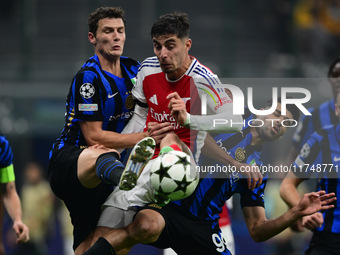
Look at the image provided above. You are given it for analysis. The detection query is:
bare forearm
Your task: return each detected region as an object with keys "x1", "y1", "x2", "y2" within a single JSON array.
[
  {"x1": 3, "y1": 189, "x2": 22, "y2": 223},
  {"x1": 86, "y1": 130, "x2": 147, "y2": 149},
  {"x1": 279, "y1": 171, "x2": 304, "y2": 208},
  {"x1": 250, "y1": 207, "x2": 301, "y2": 242}
]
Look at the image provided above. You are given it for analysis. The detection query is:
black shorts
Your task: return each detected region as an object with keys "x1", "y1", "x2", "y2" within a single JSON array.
[
  {"x1": 305, "y1": 231, "x2": 340, "y2": 255},
  {"x1": 48, "y1": 145, "x2": 113, "y2": 250},
  {"x1": 141, "y1": 203, "x2": 232, "y2": 255}
]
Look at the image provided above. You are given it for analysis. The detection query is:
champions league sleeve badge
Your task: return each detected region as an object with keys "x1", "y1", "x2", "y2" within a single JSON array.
[{"x1": 80, "y1": 83, "x2": 95, "y2": 99}]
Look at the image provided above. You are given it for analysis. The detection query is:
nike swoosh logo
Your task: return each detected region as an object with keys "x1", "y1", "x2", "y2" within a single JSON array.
[
  {"x1": 108, "y1": 92, "x2": 118, "y2": 99},
  {"x1": 334, "y1": 156, "x2": 340, "y2": 162}
]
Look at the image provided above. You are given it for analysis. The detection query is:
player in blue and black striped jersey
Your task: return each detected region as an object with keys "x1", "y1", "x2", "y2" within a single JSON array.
[
  {"x1": 289, "y1": 57, "x2": 340, "y2": 167},
  {"x1": 281, "y1": 91, "x2": 340, "y2": 255},
  {"x1": 85, "y1": 98, "x2": 336, "y2": 255},
  {"x1": 0, "y1": 136, "x2": 29, "y2": 251},
  {"x1": 47, "y1": 7, "x2": 167, "y2": 255}
]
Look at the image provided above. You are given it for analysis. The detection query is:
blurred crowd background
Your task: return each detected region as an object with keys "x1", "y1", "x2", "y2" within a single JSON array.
[{"x1": 1, "y1": 0, "x2": 340, "y2": 254}]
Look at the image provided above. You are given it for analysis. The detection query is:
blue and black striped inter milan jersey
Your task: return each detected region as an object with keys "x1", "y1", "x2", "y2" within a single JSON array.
[
  {"x1": 294, "y1": 123, "x2": 340, "y2": 233},
  {"x1": 293, "y1": 99, "x2": 336, "y2": 150},
  {"x1": 0, "y1": 136, "x2": 13, "y2": 168},
  {"x1": 50, "y1": 55, "x2": 139, "y2": 154},
  {"x1": 172, "y1": 109, "x2": 267, "y2": 223}
]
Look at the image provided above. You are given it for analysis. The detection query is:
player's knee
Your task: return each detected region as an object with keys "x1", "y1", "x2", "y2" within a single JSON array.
[
  {"x1": 160, "y1": 133, "x2": 181, "y2": 149},
  {"x1": 129, "y1": 212, "x2": 164, "y2": 243}
]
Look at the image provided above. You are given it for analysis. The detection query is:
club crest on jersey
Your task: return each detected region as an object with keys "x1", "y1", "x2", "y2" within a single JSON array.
[
  {"x1": 80, "y1": 83, "x2": 95, "y2": 99},
  {"x1": 235, "y1": 147, "x2": 245, "y2": 162},
  {"x1": 125, "y1": 94, "x2": 134, "y2": 109}
]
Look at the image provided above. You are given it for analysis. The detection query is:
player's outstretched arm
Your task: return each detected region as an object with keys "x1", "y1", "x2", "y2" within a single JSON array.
[{"x1": 242, "y1": 190, "x2": 335, "y2": 242}]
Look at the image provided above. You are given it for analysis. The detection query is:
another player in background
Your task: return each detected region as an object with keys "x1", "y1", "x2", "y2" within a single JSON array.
[
  {"x1": 280, "y1": 90, "x2": 340, "y2": 255},
  {"x1": 288, "y1": 57, "x2": 340, "y2": 167},
  {"x1": 0, "y1": 136, "x2": 29, "y2": 254},
  {"x1": 48, "y1": 7, "x2": 170, "y2": 255}
]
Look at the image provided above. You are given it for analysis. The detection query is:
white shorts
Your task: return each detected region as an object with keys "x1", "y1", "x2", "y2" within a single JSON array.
[{"x1": 97, "y1": 205, "x2": 138, "y2": 228}]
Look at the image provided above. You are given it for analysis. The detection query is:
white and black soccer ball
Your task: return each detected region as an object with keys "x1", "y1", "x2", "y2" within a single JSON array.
[{"x1": 150, "y1": 150, "x2": 199, "y2": 201}]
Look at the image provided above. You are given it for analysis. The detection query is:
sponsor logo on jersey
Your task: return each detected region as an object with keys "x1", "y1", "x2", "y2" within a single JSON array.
[
  {"x1": 149, "y1": 94, "x2": 158, "y2": 105},
  {"x1": 109, "y1": 111, "x2": 134, "y2": 121},
  {"x1": 79, "y1": 104, "x2": 98, "y2": 111},
  {"x1": 150, "y1": 107, "x2": 183, "y2": 130},
  {"x1": 79, "y1": 83, "x2": 95, "y2": 99}
]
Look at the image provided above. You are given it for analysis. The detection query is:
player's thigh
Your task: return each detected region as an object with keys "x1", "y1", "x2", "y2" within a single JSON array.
[{"x1": 77, "y1": 146, "x2": 117, "y2": 188}]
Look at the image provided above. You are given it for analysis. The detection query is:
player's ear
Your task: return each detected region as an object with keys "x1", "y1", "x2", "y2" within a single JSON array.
[
  {"x1": 185, "y1": 38, "x2": 192, "y2": 51},
  {"x1": 88, "y1": 32, "x2": 97, "y2": 46}
]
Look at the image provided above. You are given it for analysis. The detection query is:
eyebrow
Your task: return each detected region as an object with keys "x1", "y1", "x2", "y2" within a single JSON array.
[
  {"x1": 153, "y1": 38, "x2": 177, "y2": 44},
  {"x1": 102, "y1": 25, "x2": 124, "y2": 30}
]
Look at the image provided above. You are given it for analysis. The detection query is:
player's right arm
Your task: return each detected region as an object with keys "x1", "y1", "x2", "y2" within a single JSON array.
[
  {"x1": 242, "y1": 190, "x2": 335, "y2": 242},
  {"x1": 80, "y1": 121, "x2": 148, "y2": 149},
  {"x1": 71, "y1": 70, "x2": 148, "y2": 149}
]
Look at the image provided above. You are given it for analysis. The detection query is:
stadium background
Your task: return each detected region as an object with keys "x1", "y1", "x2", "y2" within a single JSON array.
[{"x1": 0, "y1": 0, "x2": 339, "y2": 254}]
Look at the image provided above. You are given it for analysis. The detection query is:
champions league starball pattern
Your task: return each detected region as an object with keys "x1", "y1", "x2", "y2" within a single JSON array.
[
  {"x1": 150, "y1": 150, "x2": 199, "y2": 201},
  {"x1": 80, "y1": 83, "x2": 95, "y2": 99}
]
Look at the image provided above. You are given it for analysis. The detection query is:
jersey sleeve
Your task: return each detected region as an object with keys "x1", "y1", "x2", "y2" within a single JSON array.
[
  {"x1": 292, "y1": 108, "x2": 315, "y2": 150},
  {"x1": 293, "y1": 131, "x2": 323, "y2": 179},
  {"x1": 0, "y1": 137, "x2": 15, "y2": 183},
  {"x1": 69, "y1": 70, "x2": 105, "y2": 121},
  {"x1": 239, "y1": 178, "x2": 267, "y2": 208},
  {"x1": 186, "y1": 78, "x2": 243, "y2": 132},
  {"x1": 132, "y1": 67, "x2": 147, "y2": 106}
]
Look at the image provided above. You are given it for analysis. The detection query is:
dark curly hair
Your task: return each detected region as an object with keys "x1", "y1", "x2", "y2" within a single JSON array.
[
  {"x1": 151, "y1": 12, "x2": 190, "y2": 39},
  {"x1": 88, "y1": 7, "x2": 125, "y2": 35}
]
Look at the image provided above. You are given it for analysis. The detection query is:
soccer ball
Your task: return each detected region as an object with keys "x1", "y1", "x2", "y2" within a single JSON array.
[{"x1": 150, "y1": 150, "x2": 199, "y2": 202}]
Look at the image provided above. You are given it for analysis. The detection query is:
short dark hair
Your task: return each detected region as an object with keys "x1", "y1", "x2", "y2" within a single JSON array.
[
  {"x1": 88, "y1": 7, "x2": 126, "y2": 35},
  {"x1": 263, "y1": 97, "x2": 300, "y2": 121},
  {"x1": 328, "y1": 57, "x2": 340, "y2": 78},
  {"x1": 151, "y1": 12, "x2": 190, "y2": 39}
]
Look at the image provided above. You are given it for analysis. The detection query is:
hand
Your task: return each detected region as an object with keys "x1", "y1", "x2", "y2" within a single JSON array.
[
  {"x1": 302, "y1": 212, "x2": 324, "y2": 230},
  {"x1": 147, "y1": 122, "x2": 173, "y2": 144},
  {"x1": 233, "y1": 161, "x2": 263, "y2": 190},
  {"x1": 167, "y1": 92, "x2": 187, "y2": 125},
  {"x1": 13, "y1": 221, "x2": 29, "y2": 243},
  {"x1": 297, "y1": 190, "x2": 336, "y2": 217}
]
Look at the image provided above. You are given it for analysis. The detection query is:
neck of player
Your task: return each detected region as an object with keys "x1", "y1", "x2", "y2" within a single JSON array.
[
  {"x1": 166, "y1": 55, "x2": 192, "y2": 81},
  {"x1": 97, "y1": 53, "x2": 123, "y2": 78}
]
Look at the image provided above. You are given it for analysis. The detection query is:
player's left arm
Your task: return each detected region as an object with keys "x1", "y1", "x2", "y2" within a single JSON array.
[
  {"x1": 242, "y1": 190, "x2": 335, "y2": 242},
  {"x1": 2, "y1": 181, "x2": 29, "y2": 243}
]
